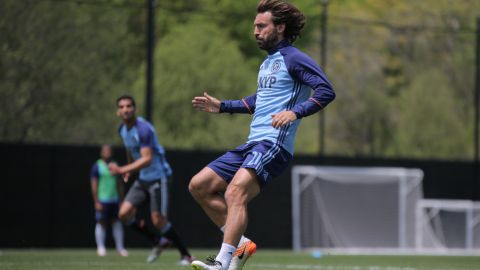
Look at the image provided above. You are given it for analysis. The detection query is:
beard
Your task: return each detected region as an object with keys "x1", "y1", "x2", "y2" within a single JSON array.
[
  {"x1": 121, "y1": 112, "x2": 135, "y2": 122},
  {"x1": 256, "y1": 28, "x2": 280, "y2": 51}
]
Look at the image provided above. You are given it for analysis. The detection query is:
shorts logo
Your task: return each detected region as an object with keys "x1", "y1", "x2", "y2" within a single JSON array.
[{"x1": 271, "y1": 60, "x2": 282, "y2": 73}]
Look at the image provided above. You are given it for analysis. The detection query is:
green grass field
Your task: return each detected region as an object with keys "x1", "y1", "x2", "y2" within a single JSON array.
[{"x1": 1, "y1": 249, "x2": 479, "y2": 270}]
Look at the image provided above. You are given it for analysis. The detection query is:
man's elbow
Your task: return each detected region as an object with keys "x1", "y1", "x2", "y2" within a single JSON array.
[
  {"x1": 322, "y1": 87, "x2": 336, "y2": 105},
  {"x1": 328, "y1": 90, "x2": 336, "y2": 103},
  {"x1": 143, "y1": 157, "x2": 152, "y2": 167}
]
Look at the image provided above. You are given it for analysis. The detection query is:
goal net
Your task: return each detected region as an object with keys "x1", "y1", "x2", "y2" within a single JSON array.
[
  {"x1": 292, "y1": 166, "x2": 424, "y2": 252},
  {"x1": 416, "y1": 199, "x2": 480, "y2": 253}
]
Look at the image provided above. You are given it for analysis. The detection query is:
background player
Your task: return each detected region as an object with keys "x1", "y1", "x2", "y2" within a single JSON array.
[
  {"x1": 90, "y1": 144, "x2": 128, "y2": 257},
  {"x1": 189, "y1": 0, "x2": 336, "y2": 269},
  {"x1": 109, "y1": 95, "x2": 194, "y2": 265}
]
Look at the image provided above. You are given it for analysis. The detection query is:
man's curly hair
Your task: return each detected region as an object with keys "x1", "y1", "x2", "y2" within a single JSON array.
[{"x1": 257, "y1": 0, "x2": 306, "y2": 43}]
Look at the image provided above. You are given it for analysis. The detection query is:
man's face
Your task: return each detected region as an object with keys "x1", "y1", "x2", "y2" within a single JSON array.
[
  {"x1": 100, "y1": 145, "x2": 112, "y2": 160},
  {"x1": 254, "y1": 11, "x2": 284, "y2": 51},
  {"x1": 117, "y1": 99, "x2": 136, "y2": 121}
]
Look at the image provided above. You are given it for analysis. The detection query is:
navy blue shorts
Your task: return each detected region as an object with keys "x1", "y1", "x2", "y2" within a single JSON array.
[
  {"x1": 95, "y1": 202, "x2": 120, "y2": 222},
  {"x1": 207, "y1": 140, "x2": 292, "y2": 187}
]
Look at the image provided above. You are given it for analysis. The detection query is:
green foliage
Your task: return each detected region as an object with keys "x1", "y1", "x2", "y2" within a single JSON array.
[
  {"x1": 0, "y1": 0, "x2": 140, "y2": 144},
  {"x1": 133, "y1": 19, "x2": 257, "y2": 149},
  {"x1": 0, "y1": 0, "x2": 478, "y2": 160},
  {"x1": 324, "y1": 0, "x2": 478, "y2": 159},
  {"x1": 387, "y1": 69, "x2": 472, "y2": 159}
]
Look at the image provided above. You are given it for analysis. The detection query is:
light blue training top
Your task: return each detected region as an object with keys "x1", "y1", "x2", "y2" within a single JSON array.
[
  {"x1": 118, "y1": 117, "x2": 172, "y2": 181},
  {"x1": 220, "y1": 40, "x2": 336, "y2": 154}
]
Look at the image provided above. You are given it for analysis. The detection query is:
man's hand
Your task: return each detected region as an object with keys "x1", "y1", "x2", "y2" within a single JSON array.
[
  {"x1": 192, "y1": 92, "x2": 221, "y2": 113},
  {"x1": 95, "y1": 201, "x2": 103, "y2": 211},
  {"x1": 271, "y1": 111, "x2": 297, "y2": 129},
  {"x1": 109, "y1": 162, "x2": 123, "y2": 176}
]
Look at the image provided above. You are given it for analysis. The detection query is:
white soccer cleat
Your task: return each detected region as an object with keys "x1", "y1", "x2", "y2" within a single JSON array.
[
  {"x1": 97, "y1": 247, "x2": 107, "y2": 257},
  {"x1": 178, "y1": 255, "x2": 195, "y2": 266},
  {"x1": 117, "y1": 249, "x2": 129, "y2": 257},
  {"x1": 146, "y1": 245, "x2": 163, "y2": 263},
  {"x1": 191, "y1": 256, "x2": 223, "y2": 270},
  {"x1": 228, "y1": 240, "x2": 257, "y2": 270}
]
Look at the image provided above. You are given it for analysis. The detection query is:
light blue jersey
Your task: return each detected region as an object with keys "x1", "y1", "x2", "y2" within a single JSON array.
[
  {"x1": 247, "y1": 50, "x2": 311, "y2": 153},
  {"x1": 118, "y1": 117, "x2": 172, "y2": 181},
  {"x1": 221, "y1": 40, "x2": 335, "y2": 154}
]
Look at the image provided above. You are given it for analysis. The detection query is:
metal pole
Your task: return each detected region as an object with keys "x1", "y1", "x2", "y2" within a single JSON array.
[
  {"x1": 475, "y1": 17, "x2": 480, "y2": 200},
  {"x1": 145, "y1": 0, "x2": 155, "y2": 122},
  {"x1": 319, "y1": 0, "x2": 329, "y2": 155}
]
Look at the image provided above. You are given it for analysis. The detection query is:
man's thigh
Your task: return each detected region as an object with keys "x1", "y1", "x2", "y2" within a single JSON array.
[
  {"x1": 241, "y1": 140, "x2": 292, "y2": 187},
  {"x1": 207, "y1": 142, "x2": 255, "y2": 183},
  {"x1": 124, "y1": 180, "x2": 147, "y2": 207}
]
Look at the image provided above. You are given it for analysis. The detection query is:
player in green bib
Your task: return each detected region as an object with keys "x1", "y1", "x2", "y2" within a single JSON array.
[{"x1": 90, "y1": 145, "x2": 128, "y2": 257}]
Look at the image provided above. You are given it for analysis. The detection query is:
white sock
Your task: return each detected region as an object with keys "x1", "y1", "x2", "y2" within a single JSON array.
[
  {"x1": 220, "y1": 226, "x2": 250, "y2": 247},
  {"x1": 95, "y1": 223, "x2": 106, "y2": 250},
  {"x1": 215, "y1": 243, "x2": 236, "y2": 269},
  {"x1": 112, "y1": 221, "x2": 125, "y2": 251}
]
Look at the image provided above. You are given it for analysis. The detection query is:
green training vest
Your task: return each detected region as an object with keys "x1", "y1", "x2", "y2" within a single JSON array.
[{"x1": 96, "y1": 160, "x2": 119, "y2": 201}]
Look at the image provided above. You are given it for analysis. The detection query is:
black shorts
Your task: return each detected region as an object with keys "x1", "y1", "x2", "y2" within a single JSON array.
[{"x1": 95, "y1": 201, "x2": 120, "y2": 222}]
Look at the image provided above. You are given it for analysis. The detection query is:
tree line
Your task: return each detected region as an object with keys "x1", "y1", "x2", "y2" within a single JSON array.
[{"x1": 0, "y1": 0, "x2": 478, "y2": 160}]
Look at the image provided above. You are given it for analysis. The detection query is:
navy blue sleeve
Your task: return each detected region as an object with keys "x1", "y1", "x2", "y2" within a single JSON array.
[
  {"x1": 283, "y1": 48, "x2": 335, "y2": 118},
  {"x1": 220, "y1": 94, "x2": 256, "y2": 114},
  {"x1": 90, "y1": 164, "x2": 99, "y2": 180},
  {"x1": 137, "y1": 122, "x2": 155, "y2": 148}
]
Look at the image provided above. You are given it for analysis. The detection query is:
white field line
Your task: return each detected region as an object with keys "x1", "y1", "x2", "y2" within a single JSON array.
[{"x1": 249, "y1": 263, "x2": 472, "y2": 270}]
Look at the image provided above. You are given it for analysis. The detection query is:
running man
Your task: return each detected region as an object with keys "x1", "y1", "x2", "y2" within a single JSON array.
[
  {"x1": 90, "y1": 144, "x2": 128, "y2": 257},
  {"x1": 189, "y1": 1, "x2": 336, "y2": 269},
  {"x1": 109, "y1": 95, "x2": 194, "y2": 265}
]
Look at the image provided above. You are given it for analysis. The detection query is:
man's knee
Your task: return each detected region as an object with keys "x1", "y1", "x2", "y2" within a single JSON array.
[
  {"x1": 151, "y1": 212, "x2": 167, "y2": 228},
  {"x1": 118, "y1": 203, "x2": 135, "y2": 222},
  {"x1": 118, "y1": 211, "x2": 130, "y2": 223},
  {"x1": 97, "y1": 221, "x2": 107, "y2": 227},
  {"x1": 189, "y1": 168, "x2": 224, "y2": 197},
  {"x1": 188, "y1": 173, "x2": 203, "y2": 195}
]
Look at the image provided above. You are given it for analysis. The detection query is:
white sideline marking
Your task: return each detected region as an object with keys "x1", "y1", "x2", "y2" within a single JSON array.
[
  {"x1": 250, "y1": 264, "x2": 472, "y2": 270},
  {"x1": 250, "y1": 264, "x2": 417, "y2": 270}
]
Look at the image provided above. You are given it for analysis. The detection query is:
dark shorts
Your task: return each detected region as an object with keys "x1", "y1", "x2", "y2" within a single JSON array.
[
  {"x1": 95, "y1": 201, "x2": 120, "y2": 222},
  {"x1": 208, "y1": 140, "x2": 292, "y2": 187},
  {"x1": 124, "y1": 178, "x2": 169, "y2": 216}
]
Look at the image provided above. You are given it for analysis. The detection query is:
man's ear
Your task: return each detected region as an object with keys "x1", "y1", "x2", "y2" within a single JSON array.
[
  {"x1": 116, "y1": 109, "x2": 121, "y2": 117},
  {"x1": 276, "y1": 23, "x2": 286, "y2": 34}
]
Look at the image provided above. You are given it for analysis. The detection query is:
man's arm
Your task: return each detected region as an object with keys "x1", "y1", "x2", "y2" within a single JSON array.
[
  {"x1": 110, "y1": 147, "x2": 152, "y2": 176},
  {"x1": 90, "y1": 177, "x2": 102, "y2": 210},
  {"x1": 192, "y1": 92, "x2": 256, "y2": 114},
  {"x1": 220, "y1": 94, "x2": 256, "y2": 114},
  {"x1": 288, "y1": 53, "x2": 336, "y2": 119},
  {"x1": 271, "y1": 53, "x2": 335, "y2": 128}
]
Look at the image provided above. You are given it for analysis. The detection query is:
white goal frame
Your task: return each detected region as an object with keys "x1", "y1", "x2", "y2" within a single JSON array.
[
  {"x1": 415, "y1": 199, "x2": 480, "y2": 252},
  {"x1": 291, "y1": 165, "x2": 424, "y2": 252}
]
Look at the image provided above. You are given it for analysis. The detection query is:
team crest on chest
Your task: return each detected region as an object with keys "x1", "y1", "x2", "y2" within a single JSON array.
[{"x1": 271, "y1": 60, "x2": 282, "y2": 73}]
